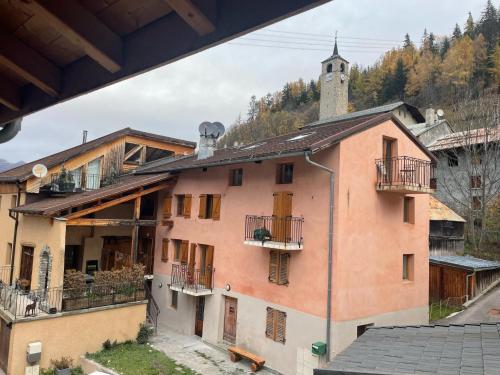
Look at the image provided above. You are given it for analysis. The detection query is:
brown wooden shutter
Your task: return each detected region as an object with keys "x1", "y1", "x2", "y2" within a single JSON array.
[
  {"x1": 265, "y1": 307, "x2": 275, "y2": 338},
  {"x1": 183, "y1": 194, "x2": 192, "y2": 218},
  {"x1": 212, "y1": 194, "x2": 221, "y2": 220},
  {"x1": 278, "y1": 252, "x2": 290, "y2": 285},
  {"x1": 275, "y1": 310, "x2": 287, "y2": 343},
  {"x1": 198, "y1": 194, "x2": 207, "y2": 218},
  {"x1": 188, "y1": 243, "x2": 196, "y2": 273},
  {"x1": 161, "y1": 239, "x2": 169, "y2": 262},
  {"x1": 269, "y1": 250, "x2": 279, "y2": 283},
  {"x1": 163, "y1": 196, "x2": 172, "y2": 218},
  {"x1": 180, "y1": 240, "x2": 189, "y2": 264},
  {"x1": 205, "y1": 245, "x2": 215, "y2": 288}
]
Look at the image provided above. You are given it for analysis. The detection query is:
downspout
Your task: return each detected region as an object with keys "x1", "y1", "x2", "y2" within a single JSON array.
[
  {"x1": 8, "y1": 181, "x2": 22, "y2": 285},
  {"x1": 305, "y1": 152, "x2": 334, "y2": 362}
]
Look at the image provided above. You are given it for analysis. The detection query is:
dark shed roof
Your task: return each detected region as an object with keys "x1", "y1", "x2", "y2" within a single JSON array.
[
  {"x1": 0, "y1": 128, "x2": 195, "y2": 182},
  {"x1": 315, "y1": 323, "x2": 500, "y2": 375},
  {"x1": 430, "y1": 255, "x2": 500, "y2": 272}
]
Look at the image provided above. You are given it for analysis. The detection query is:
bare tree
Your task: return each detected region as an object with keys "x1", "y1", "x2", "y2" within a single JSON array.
[{"x1": 434, "y1": 92, "x2": 500, "y2": 251}]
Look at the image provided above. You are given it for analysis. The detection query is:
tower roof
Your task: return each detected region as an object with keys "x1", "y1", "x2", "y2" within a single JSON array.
[{"x1": 321, "y1": 34, "x2": 348, "y2": 63}]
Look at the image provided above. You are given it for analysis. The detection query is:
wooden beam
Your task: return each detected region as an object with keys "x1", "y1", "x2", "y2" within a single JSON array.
[
  {"x1": 0, "y1": 29, "x2": 60, "y2": 97},
  {"x1": 0, "y1": 76, "x2": 21, "y2": 111},
  {"x1": 26, "y1": 0, "x2": 123, "y2": 73},
  {"x1": 124, "y1": 144, "x2": 143, "y2": 161},
  {"x1": 164, "y1": 0, "x2": 215, "y2": 36},
  {"x1": 66, "y1": 218, "x2": 157, "y2": 226},
  {"x1": 131, "y1": 196, "x2": 142, "y2": 263},
  {"x1": 65, "y1": 182, "x2": 170, "y2": 220}
]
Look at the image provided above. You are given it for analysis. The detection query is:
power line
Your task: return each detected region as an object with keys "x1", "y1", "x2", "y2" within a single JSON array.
[
  {"x1": 261, "y1": 29, "x2": 404, "y2": 43},
  {"x1": 239, "y1": 37, "x2": 396, "y2": 50},
  {"x1": 253, "y1": 32, "x2": 402, "y2": 46},
  {"x1": 228, "y1": 42, "x2": 386, "y2": 53},
  {"x1": 250, "y1": 33, "x2": 402, "y2": 48}
]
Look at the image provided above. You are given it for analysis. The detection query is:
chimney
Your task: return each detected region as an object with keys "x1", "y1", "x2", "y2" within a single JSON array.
[
  {"x1": 425, "y1": 108, "x2": 436, "y2": 126},
  {"x1": 197, "y1": 122, "x2": 225, "y2": 160},
  {"x1": 82, "y1": 130, "x2": 88, "y2": 144}
]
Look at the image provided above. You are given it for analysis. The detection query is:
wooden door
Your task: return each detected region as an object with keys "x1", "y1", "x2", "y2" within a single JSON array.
[
  {"x1": 195, "y1": 297, "x2": 205, "y2": 337},
  {"x1": 272, "y1": 192, "x2": 293, "y2": 242},
  {"x1": 204, "y1": 246, "x2": 214, "y2": 289},
  {"x1": 223, "y1": 297, "x2": 237, "y2": 343},
  {"x1": 188, "y1": 243, "x2": 196, "y2": 274},
  {"x1": 383, "y1": 138, "x2": 396, "y2": 183},
  {"x1": 19, "y1": 246, "x2": 34, "y2": 287}
]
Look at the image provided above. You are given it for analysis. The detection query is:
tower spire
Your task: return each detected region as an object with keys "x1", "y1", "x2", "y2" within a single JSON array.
[{"x1": 333, "y1": 31, "x2": 338, "y2": 55}]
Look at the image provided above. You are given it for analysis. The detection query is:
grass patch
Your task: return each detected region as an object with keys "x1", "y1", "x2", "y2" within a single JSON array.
[
  {"x1": 429, "y1": 303, "x2": 462, "y2": 321},
  {"x1": 87, "y1": 341, "x2": 198, "y2": 375}
]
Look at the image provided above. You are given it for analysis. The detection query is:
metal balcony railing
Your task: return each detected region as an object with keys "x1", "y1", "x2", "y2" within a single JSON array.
[
  {"x1": 170, "y1": 264, "x2": 214, "y2": 294},
  {"x1": 34, "y1": 171, "x2": 121, "y2": 194},
  {"x1": 245, "y1": 215, "x2": 303, "y2": 246},
  {"x1": 376, "y1": 156, "x2": 436, "y2": 191}
]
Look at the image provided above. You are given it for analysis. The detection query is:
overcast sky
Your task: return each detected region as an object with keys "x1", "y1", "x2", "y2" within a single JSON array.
[{"x1": 0, "y1": 0, "x2": 487, "y2": 163}]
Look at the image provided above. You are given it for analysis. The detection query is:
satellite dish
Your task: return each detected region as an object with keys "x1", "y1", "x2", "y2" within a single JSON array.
[
  {"x1": 198, "y1": 121, "x2": 212, "y2": 135},
  {"x1": 212, "y1": 122, "x2": 225, "y2": 137},
  {"x1": 32, "y1": 164, "x2": 48, "y2": 178},
  {"x1": 437, "y1": 109, "x2": 444, "y2": 118},
  {"x1": 199, "y1": 121, "x2": 225, "y2": 137}
]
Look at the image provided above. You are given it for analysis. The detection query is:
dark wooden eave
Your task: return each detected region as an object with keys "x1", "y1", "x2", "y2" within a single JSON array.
[{"x1": 0, "y1": 0, "x2": 329, "y2": 125}]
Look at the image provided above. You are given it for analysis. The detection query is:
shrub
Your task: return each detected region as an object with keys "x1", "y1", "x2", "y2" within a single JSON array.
[
  {"x1": 51, "y1": 356, "x2": 73, "y2": 369},
  {"x1": 136, "y1": 322, "x2": 152, "y2": 344},
  {"x1": 102, "y1": 339, "x2": 118, "y2": 350}
]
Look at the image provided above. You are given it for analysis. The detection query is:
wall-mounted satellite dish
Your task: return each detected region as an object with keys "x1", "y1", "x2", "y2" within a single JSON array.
[
  {"x1": 436, "y1": 109, "x2": 445, "y2": 118},
  {"x1": 32, "y1": 164, "x2": 48, "y2": 178}
]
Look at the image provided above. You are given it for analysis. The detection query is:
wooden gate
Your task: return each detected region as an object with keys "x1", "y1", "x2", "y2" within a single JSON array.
[{"x1": 223, "y1": 297, "x2": 237, "y2": 343}]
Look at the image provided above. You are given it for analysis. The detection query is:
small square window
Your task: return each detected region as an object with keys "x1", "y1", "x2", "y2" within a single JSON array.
[
  {"x1": 470, "y1": 176, "x2": 481, "y2": 189},
  {"x1": 265, "y1": 307, "x2": 286, "y2": 343},
  {"x1": 403, "y1": 254, "x2": 414, "y2": 281},
  {"x1": 229, "y1": 169, "x2": 243, "y2": 186},
  {"x1": 277, "y1": 163, "x2": 294, "y2": 184},
  {"x1": 447, "y1": 152, "x2": 458, "y2": 167},
  {"x1": 171, "y1": 290, "x2": 178, "y2": 309},
  {"x1": 403, "y1": 197, "x2": 415, "y2": 224}
]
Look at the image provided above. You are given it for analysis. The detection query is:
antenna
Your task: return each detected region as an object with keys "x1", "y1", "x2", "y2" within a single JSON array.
[{"x1": 82, "y1": 130, "x2": 88, "y2": 144}]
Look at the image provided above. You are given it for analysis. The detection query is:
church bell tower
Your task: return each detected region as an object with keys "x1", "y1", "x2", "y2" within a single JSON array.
[{"x1": 319, "y1": 35, "x2": 349, "y2": 120}]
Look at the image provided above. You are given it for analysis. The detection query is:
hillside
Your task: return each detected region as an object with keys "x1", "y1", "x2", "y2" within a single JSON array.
[
  {"x1": 219, "y1": 1, "x2": 499, "y2": 148},
  {"x1": 0, "y1": 159, "x2": 23, "y2": 173}
]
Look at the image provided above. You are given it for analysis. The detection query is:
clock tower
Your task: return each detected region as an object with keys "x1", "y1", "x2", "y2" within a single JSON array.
[{"x1": 319, "y1": 36, "x2": 349, "y2": 120}]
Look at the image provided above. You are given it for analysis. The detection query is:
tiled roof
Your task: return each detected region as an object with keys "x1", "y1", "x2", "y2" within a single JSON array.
[
  {"x1": 303, "y1": 101, "x2": 424, "y2": 128},
  {"x1": 428, "y1": 127, "x2": 500, "y2": 151},
  {"x1": 138, "y1": 112, "x2": 435, "y2": 174},
  {"x1": 316, "y1": 323, "x2": 500, "y2": 375},
  {"x1": 12, "y1": 173, "x2": 172, "y2": 216},
  {"x1": 0, "y1": 128, "x2": 195, "y2": 182},
  {"x1": 429, "y1": 196, "x2": 466, "y2": 223},
  {"x1": 429, "y1": 255, "x2": 500, "y2": 271}
]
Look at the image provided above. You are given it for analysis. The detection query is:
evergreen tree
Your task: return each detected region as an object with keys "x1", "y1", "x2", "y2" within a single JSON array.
[
  {"x1": 477, "y1": 0, "x2": 499, "y2": 52},
  {"x1": 465, "y1": 12, "x2": 475, "y2": 38},
  {"x1": 393, "y1": 58, "x2": 408, "y2": 99},
  {"x1": 452, "y1": 23, "x2": 462, "y2": 41},
  {"x1": 440, "y1": 36, "x2": 451, "y2": 59},
  {"x1": 247, "y1": 95, "x2": 258, "y2": 120},
  {"x1": 403, "y1": 33, "x2": 413, "y2": 49},
  {"x1": 428, "y1": 32, "x2": 438, "y2": 54},
  {"x1": 309, "y1": 79, "x2": 320, "y2": 101}
]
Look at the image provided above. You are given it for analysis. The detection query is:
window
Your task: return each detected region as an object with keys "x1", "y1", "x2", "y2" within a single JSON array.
[
  {"x1": 402, "y1": 254, "x2": 414, "y2": 281},
  {"x1": 357, "y1": 323, "x2": 373, "y2": 337},
  {"x1": 447, "y1": 152, "x2": 458, "y2": 167},
  {"x1": 11, "y1": 194, "x2": 17, "y2": 208},
  {"x1": 269, "y1": 251, "x2": 290, "y2": 285},
  {"x1": 176, "y1": 194, "x2": 192, "y2": 218},
  {"x1": 229, "y1": 169, "x2": 243, "y2": 186},
  {"x1": 403, "y1": 197, "x2": 415, "y2": 224},
  {"x1": 326, "y1": 63, "x2": 332, "y2": 73},
  {"x1": 472, "y1": 196, "x2": 482, "y2": 210},
  {"x1": 198, "y1": 194, "x2": 221, "y2": 220},
  {"x1": 470, "y1": 176, "x2": 481, "y2": 189},
  {"x1": 265, "y1": 307, "x2": 286, "y2": 344},
  {"x1": 171, "y1": 290, "x2": 178, "y2": 309},
  {"x1": 161, "y1": 239, "x2": 169, "y2": 262},
  {"x1": 173, "y1": 240, "x2": 182, "y2": 262},
  {"x1": 276, "y1": 163, "x2": 294, "y2": 184},
  {"x1": 340, "y1": 63, "x2": 345, "y2": 73}
]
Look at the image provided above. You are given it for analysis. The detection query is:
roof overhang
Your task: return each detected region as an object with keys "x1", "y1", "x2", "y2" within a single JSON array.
[{"x1": 0, "y1": 0, "x2": 329, "y2": 126}]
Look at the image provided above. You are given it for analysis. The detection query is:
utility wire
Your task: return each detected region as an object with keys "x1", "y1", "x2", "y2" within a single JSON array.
[
  {"x1": 261, "y1": 29, "x2": 404, "y2": 43},
  {"x1": 249, "y1": 34, "x2": 402, "y2": 48},
  {"x1": 252, "y1": 32, "x2": 403, "y2": 46},
  {"x1": 238, "y1": 37, "x2": 396, "y2": 50},
  {"x1": 228, "y1": 42, "x2": 385, "y2": 53}
]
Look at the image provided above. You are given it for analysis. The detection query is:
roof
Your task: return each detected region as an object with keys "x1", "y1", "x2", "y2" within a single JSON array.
[
  {"x1": 428, "y1": 127, "x2": 500, "y2": 151},
  {"x1": 429, "y1": 255, "x2": 500, "y2": 271},
  {"x1": 12, "y1": 173, "x2": 172, "y2": 217},
  {"x1": 316, "y1": 323, "x2": 500, "y2": 375},
  {"x1": 303, "y1": 102, "x2": 425, "y2": 129},
  {"x1": 429, "y1": 196, "x2": 466, "y2": 223},
  {"x1": 138, "y1": 112, "x2": 435, "y2": 174},
  {"x1": 407, "y1": 120, "x2": 452, "y2": 137},
  {"x1": 0, "y1": 128, "x2": 195, "y2": 182}
]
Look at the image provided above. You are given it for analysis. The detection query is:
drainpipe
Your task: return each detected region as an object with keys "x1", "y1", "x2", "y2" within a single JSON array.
[
  {"x1": 305, "y1": 152, "x2": 334, "y2": 362},
  {"x1": 8, "y1": 181, "x2": 22, "y2": 285}
]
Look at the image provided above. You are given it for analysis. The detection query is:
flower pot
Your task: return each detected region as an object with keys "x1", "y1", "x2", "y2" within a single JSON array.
[{"x1": 55, "y1": 368, "x2": 70, "y2": 375}]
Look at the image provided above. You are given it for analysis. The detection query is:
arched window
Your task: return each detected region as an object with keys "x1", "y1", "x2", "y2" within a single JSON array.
[
  {"x1": 340, "y1": 63, "x2": 345, "y2": 73},
  {"x1": 326, "y1": 64, "x2": 333, "y2": 73}
]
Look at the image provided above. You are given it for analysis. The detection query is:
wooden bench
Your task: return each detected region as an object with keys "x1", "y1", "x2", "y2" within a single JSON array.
[{"x1": 228, "y1": 346, "x2": 265, "y2": 372}]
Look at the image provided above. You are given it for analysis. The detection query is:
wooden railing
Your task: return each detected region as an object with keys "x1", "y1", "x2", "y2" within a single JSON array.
[
  {"x1": 170, "y1": 264, "x2": 214, "y2": 293},
  {"x1": 376, "y1": 156, "x2": 436, "y2": 190},
  {"x1": 244, "y1": 215, "x2": 303, "y2": 246}
]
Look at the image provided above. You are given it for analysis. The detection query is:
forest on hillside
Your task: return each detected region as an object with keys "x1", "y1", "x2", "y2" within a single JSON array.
[{"x1": 218, "y1": 1, "x2": 500, "y2": 148}]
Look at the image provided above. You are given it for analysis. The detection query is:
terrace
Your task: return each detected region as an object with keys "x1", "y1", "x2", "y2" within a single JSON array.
[
  {"x1": 169, "y1": 264, "x2": 214, "y2": 296},
  {"x1": 244, "y1": 215, "x2": 304, "y2": 250}
]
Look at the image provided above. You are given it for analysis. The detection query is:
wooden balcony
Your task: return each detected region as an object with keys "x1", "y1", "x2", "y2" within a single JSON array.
[
  {"x1": 244, "y1": 215, "x2": 304, "y2": 251},
  {"x1": 376, "y1": 156, "x2": 436, "y2": 194},
  {"x1": 169, "y1": 264, "x2": 214, "y2": 296}
]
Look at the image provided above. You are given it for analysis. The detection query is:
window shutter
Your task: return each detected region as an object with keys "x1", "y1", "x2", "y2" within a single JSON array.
[
  {"x1": 163, "y1": 196, "x2": 172, "y2": 218},
  {"x1": 275, "y1": 311, "x2": 287, "y2": 344},
  {"x1": 269, "y1": 250, "x2": 278, "y2": 283},
  {"x1": 181, "y1": 240, "x2": 189, "y2": 264},
  {"x1": 212, "y1": 194, "x2": 221, "y2": 220},
  {"x1": 188, "y1": 243, "x2": 196, "y2": 273},
  {"x1": 198, "y1": 194, "x2": 207, "y2": 218},
  {"x1": 278, "y1": 252, "x2": 290, "y2": 285},
  {"x1": 183, "y1": 194, "x2": 192, "y2": 218},
  {"x1": 265, "y1": 307, "x2": 274, "y2": 338},
  {"x1": 161, "y1": 239, "x2": 169, "y2": 262}
]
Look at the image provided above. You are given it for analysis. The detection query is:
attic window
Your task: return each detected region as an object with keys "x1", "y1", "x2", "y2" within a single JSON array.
[
  {"x1": 287, "y1": 133, "x2": 314, "y2": 142},
  {"x1": 242, "y1": 142, "x2": 266, "y2": 150}
]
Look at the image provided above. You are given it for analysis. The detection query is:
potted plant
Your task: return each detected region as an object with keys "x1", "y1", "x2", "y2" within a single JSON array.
[
  {"x1": 17, "y1": 278, "x2": 30, "y2": 293},
  {"x1": 253, "y1": 227, "x2": 272, "y2": 242},
  {"x1": 51, "y1": 356, "x2": 73, "y2": 375},
  {"x1": 57, "y1": 167, "x2": 75, "y2": 192}
]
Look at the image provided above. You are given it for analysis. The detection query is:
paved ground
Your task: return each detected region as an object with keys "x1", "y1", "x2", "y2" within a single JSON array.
[
  {"x1": 151, "y1": 324, "x2": 273, "y2": 375},
  {"x1": 438, "y1": 286, "x2": 500, "y2": 324}
]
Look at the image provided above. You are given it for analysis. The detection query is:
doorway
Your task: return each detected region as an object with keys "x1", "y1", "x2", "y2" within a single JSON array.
[
  {"x1": 64, "y1": 245, "x2": 82, "y2": 272},
  {"x1": 223, "y1": 297, "x2": 237, "y2": 343},
  {"x1": 19, "y1": 246, "x2": 34, "y2": 288},
  {"x1": 195, "y1": 297, "x2": 205, "y2": 337}
]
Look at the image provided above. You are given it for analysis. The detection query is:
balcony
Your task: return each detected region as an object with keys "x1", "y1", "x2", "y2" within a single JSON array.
[
  {"x1": 244, "y1": 215, "x2": 304, "y2": 250},
  {"x1": 376, "y1": 156, "x2": 436, "y2": 194},
  {"x1": 35, "y1": 171, "x2": 120, "y2": 194},
  {"x1": 169, "y1": 264, "x2": 214, "y2": 296}
]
